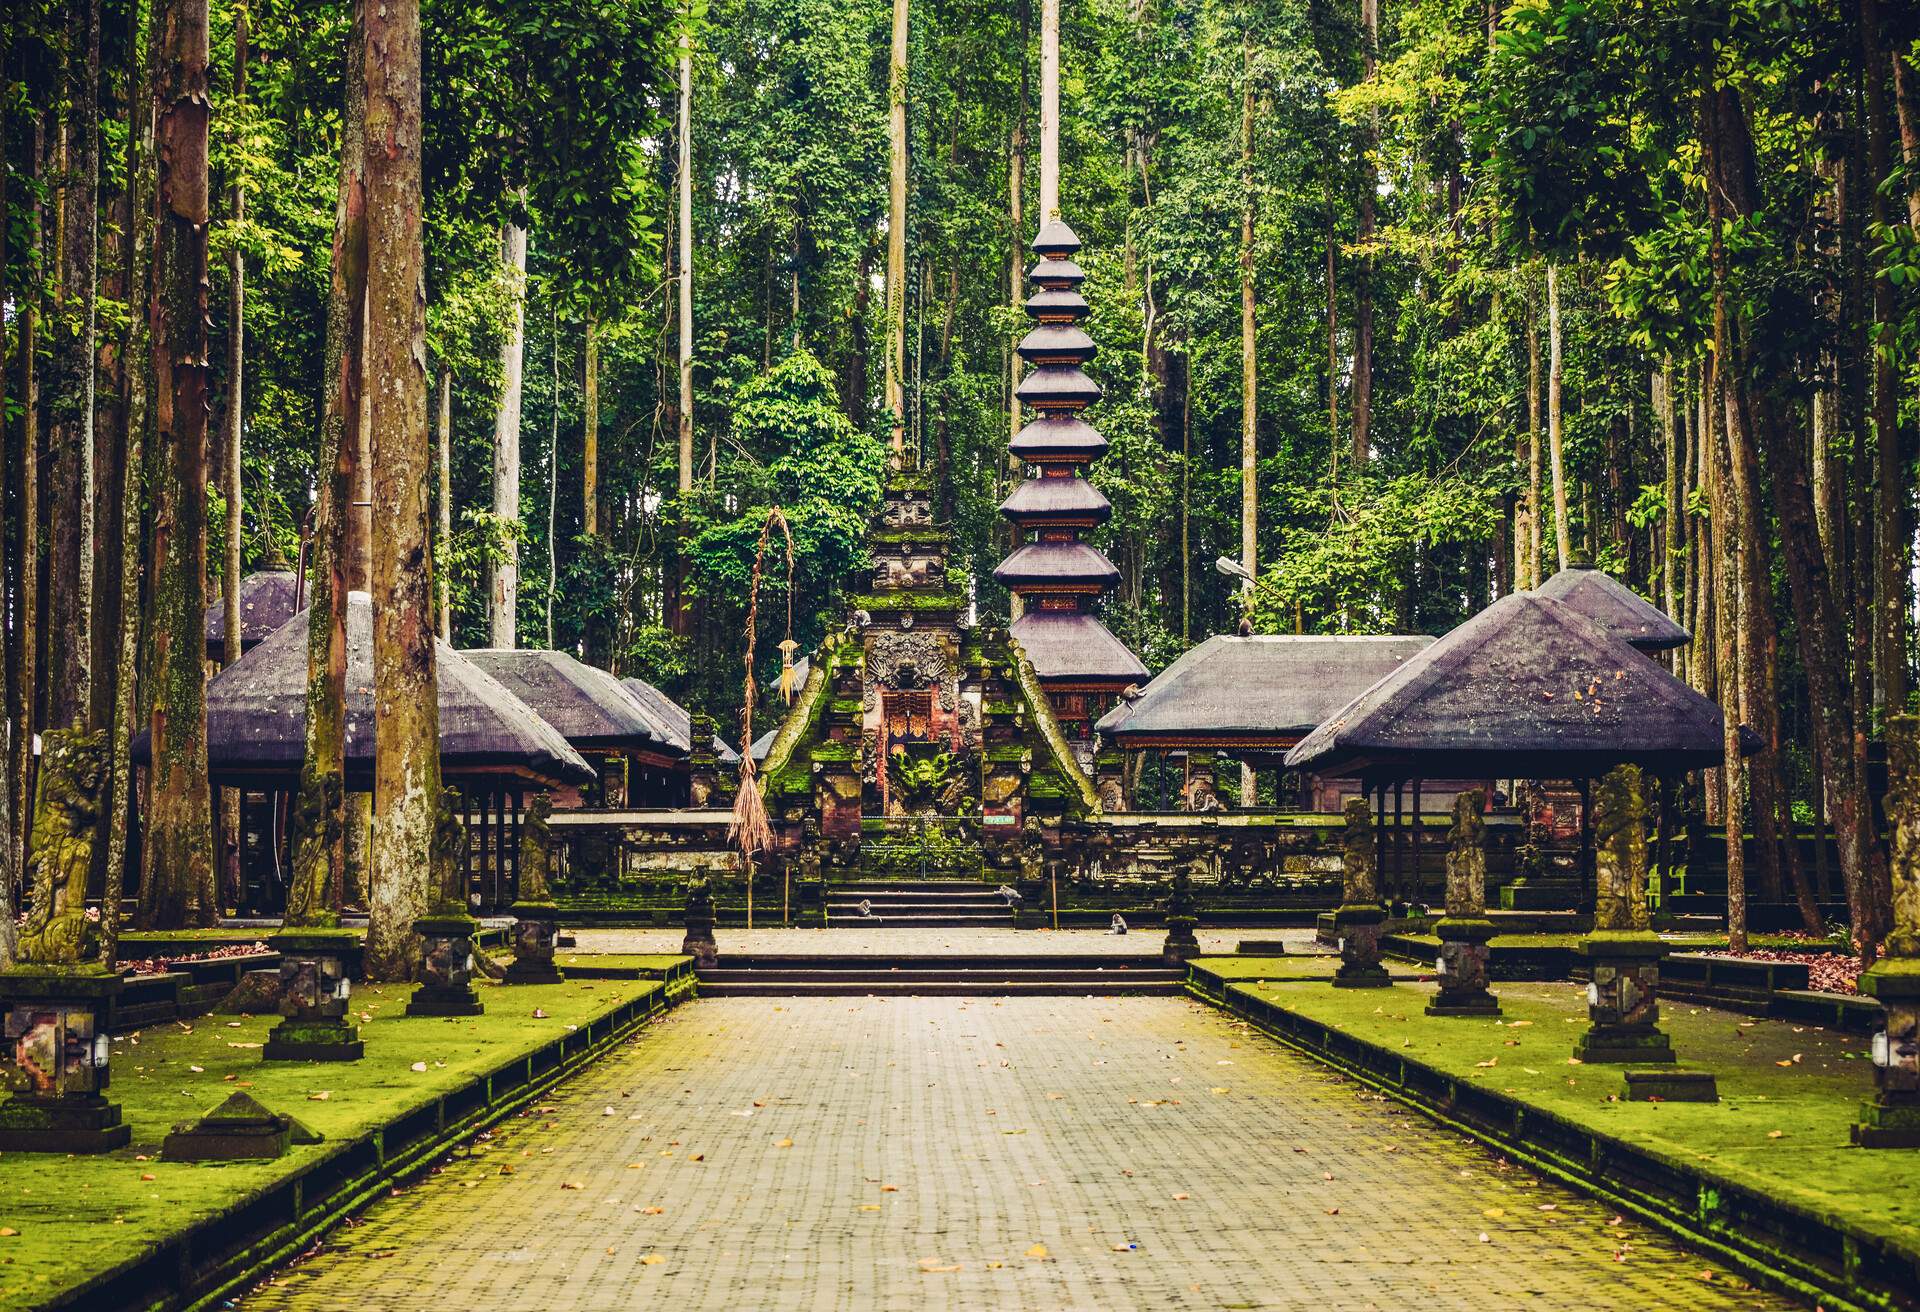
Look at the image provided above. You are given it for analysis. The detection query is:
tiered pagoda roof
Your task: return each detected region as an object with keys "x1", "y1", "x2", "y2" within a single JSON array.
[{"x1": 994, "y1": 219, "x2": 1146, "y2": 690}]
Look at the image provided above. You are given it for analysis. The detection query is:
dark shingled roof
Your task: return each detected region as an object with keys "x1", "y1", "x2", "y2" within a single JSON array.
[
  {"x1": 1096, "y1": 634, "x2": 1434, "y2": 746},
  {"x1": 1015, "y1": 365, "x2": 1101, "y2": 407},
  {"x1": 1535, "y1": 564, "x2": 1691, "y2": 652},
  {"x1": 144, "y1": 592, "x2": 593, "y2": 787},
  {"x1": 620, "y1": 676, "x2": 739, "y2": 763},
  {"x1": 204, "y1": 570, "x2": 301, "y2": 662},
  {"x1": 1000, "y1": 476, "x2": 1111, "y2": 523},
  {"x1": 463, "y1": 649, "x2": 679, "y2": 755},
  {"x1": 993, "y1": 540, "x2": 1121, "y2": 589},
  {"x1": 1012, "y1": 610, "x2": 1148, "y2": 684},
  {"x1": 1010, "y1": 415, "x2": 1107, "y2": 462},
  {"x1": 1016, "y1": 323, "x2": 1096, "y2": 364},
  {"x1": 1284, "y1": 592, "x2": 1737, "y2": 780},
  {"x1": 1033, "y1": 219, "x2": 1082, "y2": 255}
]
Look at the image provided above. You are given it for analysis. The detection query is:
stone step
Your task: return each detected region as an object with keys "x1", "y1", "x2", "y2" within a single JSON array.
[
  {"x1": 826, "y1": 914, "x2": 1013, "y2": 928},
  {"x1": 827, "y1": 899, "x2": 1008, "y2": 913},
  {"x1": 697, "y1": 977, "x2": 1184, "y2": 998},
  {"x1": 701, "y1": 966, "x2": 1176, "y2": 986}
]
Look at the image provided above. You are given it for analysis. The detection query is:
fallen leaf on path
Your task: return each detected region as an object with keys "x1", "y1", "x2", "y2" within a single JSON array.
[{"x1": 1026, "y1": 1243, "x2": 1049, "y2": 1258}]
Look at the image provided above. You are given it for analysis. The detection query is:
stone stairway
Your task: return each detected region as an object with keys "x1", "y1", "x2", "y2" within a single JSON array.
[
  {"x1": 695, "y1": 953, "x2": 1185, "y2": 997},
  {"x1": 827, "y1": 880, "x2": 1013, "y2": 928}
]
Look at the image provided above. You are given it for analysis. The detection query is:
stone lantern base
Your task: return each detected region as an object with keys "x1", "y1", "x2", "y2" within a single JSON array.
[
  {"x1": 1852, "y1": 959, "x2": 1920, "y2": 1148},
  {"x1": 264, "y1": 930, "x2": 364, "y2": 1062},
  {"x1": 1426, "y1": 916, "x2": 1501, "y2": 1016},
  {"x1": 682, "y1": 906, "x2": 718, "y2": 969},
  {"x1": 502, "y1": 901, "x2": 565, "y2": 984},
  {"x1": 1162, "y1": 915, "x2": 1200, "y2": 965},
  {"x1": 406, "y1": 915, "x2": 485, "y2": 1017},
  {"x1": 1331, "y1": 904, "x2": 1390, "y2": 989},
  {"x1": 0, "y1": 965, "x2": 131, "y2": 1153},
  {"x1": 1573, "y1": 932, "x2": 1675, "y2": 1064}
]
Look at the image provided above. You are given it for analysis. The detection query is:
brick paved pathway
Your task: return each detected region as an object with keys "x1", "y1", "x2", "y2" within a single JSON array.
[{"x1": 241, "y1": 997, "x2": 1796, "y2": 1311}]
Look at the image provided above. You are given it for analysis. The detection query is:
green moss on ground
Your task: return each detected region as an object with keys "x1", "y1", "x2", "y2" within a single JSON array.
[
  {"x1": 1191, "y1": 954, "x2": 1424, "y2": 982},
  {"x1": 119, "y1": 928, "x2": 302, "y2": 945},
  {"x1": 1204, "y1": 969, "x2": 1915, "y2": 1257},
  {"x1": 553, "y1": 953, "x2": 689, "y2": 976},
  {"x1": 0, "y1": 975, "x2": 667, "y2": 1311}
]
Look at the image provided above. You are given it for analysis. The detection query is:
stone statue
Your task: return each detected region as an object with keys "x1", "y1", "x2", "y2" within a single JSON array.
[
  {"x1": 682, "y1": 872, "x2": 719, "y2": 968},
  {"x1": 1443, "y1": 790, "x2": 1487, "y2": 918},
  {"x1": 429, "y1": 788, "x2": 469, "y2": 913},
  {"x1": 1592, "y1": 766, "x2": 1648, "y2": 932},
  {"x1": 17, "y1": 723, "x2": 108, "y2": 964},
  {"x1": 1341, "y1": 796, "x2": 1377, "y2": 906},
  {"x1": 1018, "y1": 817, "x2": 1045, "y2": 885},
  {"x1": 518, "y1": 793, "x2": 554, "y2": 903}
]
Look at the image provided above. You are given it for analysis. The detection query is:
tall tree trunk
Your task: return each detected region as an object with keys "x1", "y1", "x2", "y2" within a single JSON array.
[
  {"x1": 1350, "y1": 0, "x2": 1376, "y2": 469},
  {"x1": 490, "y1": 216, "x2": 527, "y2": 647},
  {"x1": 1325, "y1": 186, "x2": 1340, "y2": 479},
  {"x1": 673, "y1": 23, "x2": 693, "y2": 635},
  {"x1": 143, "y1": 0, "x2": 216, "y2": 929},
  {"x1": 1545, "y1": 263, "x2": 1570, "y2": 571},
  {"x1": 546, "y1": 308, "x2": 558, "y2": 649},
  {"x1": 219, "y1": 2, "x2": 248, "y2": 917},
  {"x1": 436, "y1": 363, "x2": 451, "y2": 640},
  {"x1": 1658, "y1": 363, "x2": 1681, "y2": 625},
  {"x1": 1896, "y1": 43, "x2": 1920, "y2": 228},
  {"x1": 884, "y1": 0, "x2": 908, "y2": 457},
  {"x1": 14, "y1": 118, "x2": 44, "y2": 887},
  {"x1": 1239, "y1": 31, "x2": 1256, "y2": 596},
  {"x1": 1705, "y1": 369, "x2": 1746, "y2": 951},
  {"x1": 0, "y1": 39, "x2": 13, "y2": 965},
  {"x1": 289, "y1": 0, "x2": 365, "y2": 928},
  {"x1": 1525, "y1": 293, "x2": 1541, "y2": 590},
  {"x1": 1007, "y1": 0, "x2": 1027, "y2": 500},
  {"x1": 582, "y1": 316, "x2": 598, "y2": 538},
  {"x1": 1862, "y1": 0, "x2": 1908, "y2": 716},
  {"x1": 363, "y1": 0, "x2": 437, "y2": 979},
  {"x1": 104, "y1": 0, "x2": 157, "y2": 961},
  {"x1": 51, "y1": 0, "x2": 102, "y2": 731}
]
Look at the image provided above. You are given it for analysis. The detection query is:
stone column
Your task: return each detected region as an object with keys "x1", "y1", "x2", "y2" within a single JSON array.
[
  {"x1": 1854, "y1": 715, "x2": 1920, "y2": 1147},
  {"x1": 263, "y1": 930, "x2": 364, "y2": 1061},
  {"x1": 504, "y1": 793, "x2": 563, "y2": 984},
  {"x1": 1575, "y1": 765, "x2": 1679, "y2": 1065},
  {"x1": 1162, "y1": 856, "x2": 1202, "y2": 964},
  {"x1": 1428, "y1": 790, "x2": 1500, "y2": 1016},
  {"x1": 407, "y1": 790, "x2": 485, "y2": 1018},
  {"x1": 681, "y1": 873, "x2": 719, "y2": 968},
  {"x1": 0, "y1": 725, "x2": 133, "y2": 1152},
  {"x1": 1332, "y1": 796, "x2": 1389, "y2": 988}
]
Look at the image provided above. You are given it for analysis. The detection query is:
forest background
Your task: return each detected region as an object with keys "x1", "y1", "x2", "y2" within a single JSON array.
[{"x1": 2, "y1": 0, "x2": 1917, "y2": 952}]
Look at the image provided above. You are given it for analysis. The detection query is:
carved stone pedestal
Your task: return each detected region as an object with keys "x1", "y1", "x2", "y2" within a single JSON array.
[
  {"x1": 1331, "y1": 904, "x2": 1390, "y2": 988},
  {"x1": 681, "y1": 881, "x2": 719, "y2": 969},
  {"x1": 1573, "y1": 932, "x2": 1674, "y2": 1063},
  {"x1": 0, "y1": 966, "x2": 130, "y2": 1152},
  {"x1": 1852, "y1": 959, "x2": 1920, "y2": 1148},
  {"x1": 406, "y1": 915, "x2": 485, "y2": 1017},
  {"x1": 503, "y1": 902, "x2": 564, "y2": 984},
  {"x1": 264, "y1": 930, "x2": 364, "y2": 1062},
  {"x1": 1427, "y1": 917, "x2": 1501, "y2": 1016}
]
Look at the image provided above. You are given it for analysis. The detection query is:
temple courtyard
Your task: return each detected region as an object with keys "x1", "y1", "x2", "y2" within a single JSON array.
[{"x1": 236, "y1": 990, "x2": 1792, "y2": 1311}]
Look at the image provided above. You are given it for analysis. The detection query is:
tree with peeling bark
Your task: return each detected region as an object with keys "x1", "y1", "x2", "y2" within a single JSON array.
[
  {"x1": 141, "y1": 0, "x2": 218, "y2": 930},
  {"x1": 363, "y1": 0, "x2": 439, "y2": 981}
]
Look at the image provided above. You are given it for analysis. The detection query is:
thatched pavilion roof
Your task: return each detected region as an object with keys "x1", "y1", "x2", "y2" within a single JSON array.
[
  {"x1": 1535, "y1": 563, "x2": 1690, "y2": 652},
  {"x1": 464, "y1": 649, "x2": 680, "y2": 756},
  {"x1": 1095, "y1": 634, "x2": 1433, "y2": 749},
  {"x1": 1284, "y1": 592, "x2": 1737, "y2": 781},
  {"x1": 203, "y1": 570, "x2": 301, "y2": 663},
  {"x1": 620, "y1": 676, "x2": 739, "y2": 762},
  {"x1": 1012, "y1": 611, "x2": 1149, "y2": 686},
  {"x1": 142, "y1": 592, "x2": 592, "y2": 787}
]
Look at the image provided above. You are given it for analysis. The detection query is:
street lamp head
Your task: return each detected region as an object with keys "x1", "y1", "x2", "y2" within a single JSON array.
[{"x1": 1214, "y1": 555, "x2": 1254, "y2": 585}]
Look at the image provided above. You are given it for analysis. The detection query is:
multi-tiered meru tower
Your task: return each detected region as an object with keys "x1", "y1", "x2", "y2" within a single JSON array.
[{"x1": 995, "y1": 219, "x2": 1147, "y2": 741}]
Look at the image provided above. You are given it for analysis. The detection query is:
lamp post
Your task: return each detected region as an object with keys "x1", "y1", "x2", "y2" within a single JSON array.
[{"x1": 1213, "y1": 557, "x2": 1264, "y2": 807}]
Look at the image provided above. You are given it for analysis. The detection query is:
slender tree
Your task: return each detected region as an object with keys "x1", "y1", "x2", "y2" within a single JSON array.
[
  {"x1": 885, "y1": 0, "x2": 909, "y2": 456},
  {"x1": 142, "y1": 0, "x2": 217, "y2": 929},
  {"x1": 491, "y1": 215, "x2": 527, "y2": 646},
  {"x1": 362, "y1": 0, "x2": 438, "y2": 979}
]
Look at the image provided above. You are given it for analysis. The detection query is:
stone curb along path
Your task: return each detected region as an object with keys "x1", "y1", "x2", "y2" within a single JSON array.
[
  {"x1": 41, "y1": 966, "x2": 695, "y2": 1312},
  {"x1": 1183, "y1": 964, "x2": 1913, "y2": 1312}
]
